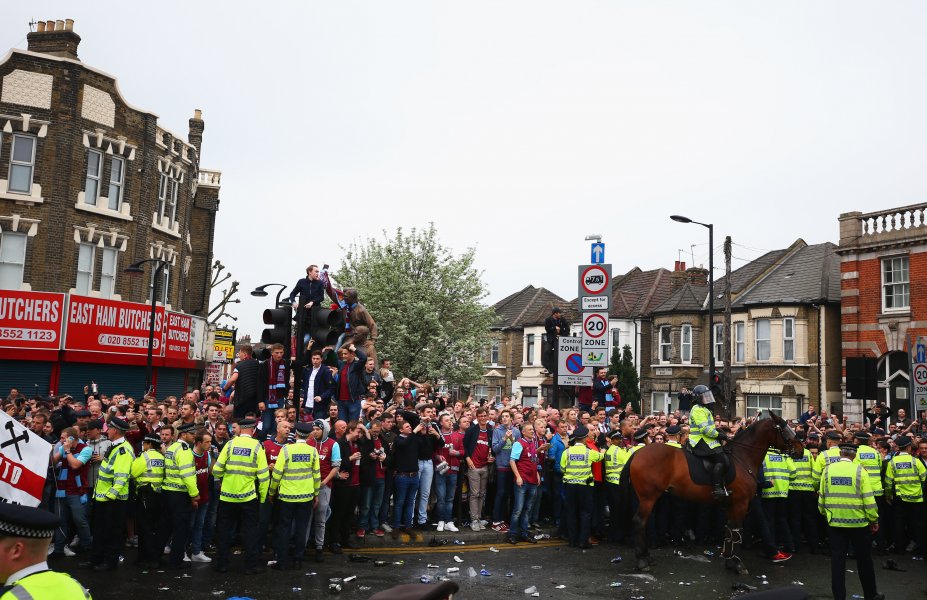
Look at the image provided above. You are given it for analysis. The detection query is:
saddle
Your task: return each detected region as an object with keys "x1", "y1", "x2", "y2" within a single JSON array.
[{"x1": 682, "y1": 445, "x2": 736, "y2": 487}]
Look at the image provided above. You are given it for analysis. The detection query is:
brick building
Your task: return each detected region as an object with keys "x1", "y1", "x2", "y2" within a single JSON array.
[
  {"x1": 838, "y1": 205, "x2": 927, "y2": 420},
  {"x1": 0, "y1": 20, "x2": 220, "y2": 398}
]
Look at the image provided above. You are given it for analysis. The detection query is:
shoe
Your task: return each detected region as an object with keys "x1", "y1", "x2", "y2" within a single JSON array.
[
  {"x1": 163, "y1": 545, "x2": 171, "y2": 555},
  {"x1": 356, "y1": 529, "x2": 366, "y2": 538},
  {"x1": 126, "y1": 536, "x2": 138, "y2": 548},
  {"x1": 479, "y1": 519, "x2": 489, "y2": 527},
  {"x1": 588, "y1": 536, "x2": 600, "y2": 546},
  {"x1": 245, "y1": 566, "x2": 266, "y2": 575},
  {"x1": 444, "y1": 522, "x2": 459, "y2": 533},
  {"x1": 381, "y1": 523, "x2": 393, "y2": 533},
  {"x1": 906, "y1": 541, "x2": 917, "y2": 552},
  {"x1": 492, "y1": 522, "x2": 509, "y2": 533},
  {"x1": 183, "y1": 554, "x2": 191, "y2": 563},
  {"x1": 771, "y1": 551, "x2": 792, "y2": 563},
  {"x1": 190, "y1": 552, "x2": 212, "y2": 563},
  {"x1": 63, "y1": 546, "x2": 76, "y2": 557},
  {"x1": 391, "y1": 528, "x2": 400, "y2": 539},
  {"x1": 374, "y1": 528, "x2": 385, "y2": 537},
  {"x1": 330, "y1": 544, "x2": 343, "y2": 555},
  {"x1": 344, "y1": 541, "x2": 360, "y2": 550},
  {"x1": 315, "y1": 549, "x2": 324, "y2": 563},
  {"x1": 520, "y1": 535, "x2": 538, "y2": 544},
  {"x1": 437, "y1": 521, "x2": 445, "y2": 532},
  {"x1": 507, "y1": 536, "x2": 518, "y2": 545},
  {"x1": 471, "y1": 522, "x2": 481, "y2": 532}
]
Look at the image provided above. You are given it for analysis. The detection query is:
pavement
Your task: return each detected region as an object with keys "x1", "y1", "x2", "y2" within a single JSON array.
[{"x1": 60, "y1": 527, "x2": 927, "y2": 599}]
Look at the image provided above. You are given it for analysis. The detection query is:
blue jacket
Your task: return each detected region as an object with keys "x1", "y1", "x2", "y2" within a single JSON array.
[
  {"x1": 491, "y1": 425, "x2": 521, "y2": 471},
  {"x1": 548, "y1": 434, "x2": 567, "y2": 473},
  {"x1": 334, "y1": 348, "x2": 367, "y2": 402},
  {"x1": 303, "y1": 364, "x2": 336, "y2": 403},
  {"x1": 287, "y1": 277, "x2": 325, "y2": 306}
]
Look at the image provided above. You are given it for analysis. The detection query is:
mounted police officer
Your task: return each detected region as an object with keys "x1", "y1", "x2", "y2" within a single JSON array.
[{"x1": 686, "y1": 385, "x2": 729, "y2": 499}]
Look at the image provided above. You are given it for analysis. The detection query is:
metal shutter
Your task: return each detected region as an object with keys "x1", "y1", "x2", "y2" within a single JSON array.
[
  {"x1": 57, "y1": 363, "x2": 148, "y2": 400},
  {"x1": 156, "y1": 368, "x2": 187, "y2": 399},
  {"x1": 0, "y1": 360, "x2": 53, "y2": 398}
]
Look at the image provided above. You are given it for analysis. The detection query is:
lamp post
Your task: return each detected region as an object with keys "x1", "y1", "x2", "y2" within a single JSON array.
[
  {"x1": 670, "y1": 215, "x2": 715, "y2": 387},
  {"x1": 124, "y1": 258, "x2": 169, "y2": 397},
  {"x1": 251, "y1": 283, "x2": 287, "y2": 307}
]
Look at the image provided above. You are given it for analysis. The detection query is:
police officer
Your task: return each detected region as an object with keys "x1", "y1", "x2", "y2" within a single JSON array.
[
  {"x1": 0, "y1": 504, "x2": 91, "y2": 599},
  {"x1": 818, "y1": 442, "x2": 883, "y2": 600},
  {"x1": 162, "y1": 422, "x2": 199, "y2": 569},
  {"x1": 131, "y1": 434, "x2": 165, "y2": 568},
  {"x1": 787, "y1": 432, "x2": 818, "y2": 554},
  {"x1": 687, "y1": 385, "x2": 729, "y2": 498},
  {"x1": 811, "y1": 430, "x2": 843, "y2": 490},
  {"x1": 604, "y1": 429, "x2": 627, "y2": 543},
  {"x1": 559, "y1": 425, "x2": 603, "y2": 549},
  {"x1": 87, "y1": 416, "x2": 134, "y2": 572},
  {"x1": 761, "y1": 448, "x2": 794, "y2": 554},
  {"x1": 885, "y1": 435, "x2": 926, "y2": 557},
  {"x1": 664, "y1": 425, "x2": 683, "y2": 448},
  {"x1": 212, "y1": 418, "x2": 269, "y2": 575},
  {"x1": 628, "y1": 426, "x2": 651, "y2": 455},
  {"x1": 270, "y1": 421, "x2": 321, "y2": 570},
  {"x1": 853, "y1": 432, "x2": 885, "y2": 550}
]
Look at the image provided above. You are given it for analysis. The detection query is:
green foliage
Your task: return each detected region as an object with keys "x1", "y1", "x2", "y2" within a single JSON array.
[
  {"x1": 336, "y1": 223, "x2": 495, "y2": 386},
  {"x1": 614, "y1": 344, "x2": 640, "y2": 413}
]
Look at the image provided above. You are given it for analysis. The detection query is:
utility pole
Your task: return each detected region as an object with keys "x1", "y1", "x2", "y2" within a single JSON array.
[{"x1": 723, "y1": 236, "x2": 733, "y2": 418}]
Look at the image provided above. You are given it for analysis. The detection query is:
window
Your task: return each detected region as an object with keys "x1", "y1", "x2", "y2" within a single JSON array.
[
  {"x1": 167, "y1": 178, "x2": 178, "y2": 221},
  {"x1": 0, "y1": 232, "x2": 26, "y2": 289},
  {"x1": 734, "y1": 322, "x2": 745, "y2": 362},
  {"x1": 526, "y1": 334, "x2": 535, "y2": 365},
  {"x1": 472, "y1": 385, "x2": 500, "y2": 403},
  {"x1": 714, "y1": 323, "x2": 724, "y2": 363},
  {"x1": 75, "y1": 243, "x2": 95, "y2": 294},
  {"x1": 746, "y1": 394, "x2": 782, "y2": 417},
  {"x1": 783, "y1": 318, "x2": 795, "y2": 362},
  {"x1": 612, "y1": 328, "x2": 621, "y2": 346},
  {"x1": 681, "y1": 324, "x2": 692, "y2": 363},
  {"x1": 149, "y1": 264, "x2": 170, "y2": 304},
  {"x1": 8, "y1": 135, "x2": 36, "y2": 194},
  {"x1": 84, "y1": 151, "x2": 102, "y2": 204},
  {"x1": 882, "y1": 256, "x2": 909, "y2": 311},
  {"x1": 100, "y1": 247, "x2": 117, "y2": 298},
  {"x1": 157, "y1": 173, "x2": 168, "y2": 216},
  {"x1": 755, "y1": 318, "x2": 770, "y2": 361},
  {"x1": 490, "y1": 339, "x2": 499, "y2": 365},
  {"x1": 659, "y1": 326, "x2": 671, "y2": 363},
  {"x1": 521, "y1": 386, "x2": 539, "y2": 407},
  {"x1": 157, "y1": 173, "x2": 179, "y2": 223},
  {"x1": 651, "y1": 391, "x2": 677, "y2": 415},
  {"x1": 107, "y1": 157, "x2": 124, "y2": 210}
]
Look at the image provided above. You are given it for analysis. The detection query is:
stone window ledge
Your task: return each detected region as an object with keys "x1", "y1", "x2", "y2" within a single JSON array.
[
  {"x1": 0, "y1": 184, "x2": 43, "y2": 205},
  {"x1": 74, "y1": 193, "x2": 133, "y2": 221}
]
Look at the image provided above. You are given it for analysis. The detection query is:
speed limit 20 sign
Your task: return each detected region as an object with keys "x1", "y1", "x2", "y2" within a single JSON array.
[{"x1": 581, "y1": 311, "x2": 609, "y2": 367}]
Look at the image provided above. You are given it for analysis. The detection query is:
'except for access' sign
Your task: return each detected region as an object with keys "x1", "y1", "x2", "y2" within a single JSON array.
[
  {"x1": 577, "y1": 264, "x2": 612, "y2": 311},
  {"x1": 581, "y1": 296, "x2": 609, "y2": 311},
  {"x1": 557, "y1": 336, "x2": 592, "y2": 386},
  {"x1": 581, "y1": 311, "x2": 610, "y2": 367}
]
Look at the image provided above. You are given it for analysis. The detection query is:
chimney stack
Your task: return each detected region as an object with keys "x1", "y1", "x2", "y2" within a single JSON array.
[
  {"x1": 670, "y1": 260, "x2": 687, "y2": 291},
  {"x1": 685, "y1": 266, "x2": 709, "y2": 287},
  {"x1": 188, "y1": 109, "x2": 204, "y2": 158},
  {"x1": 27, "y1": 18, "x2": 81, "y2": 60}
]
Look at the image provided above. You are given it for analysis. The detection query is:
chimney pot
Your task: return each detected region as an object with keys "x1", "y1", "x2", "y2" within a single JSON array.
[
  {"x1": 65, "y1": 19, "x2": 74, "y2": 31},
  {"x1": 27, "y1": 20, "x2": 82, "y2": 60},
  {"x1": 36, "y1": 21, "x2": 46, "y2": 33},
  {"x1": 55, "y1": 20, "x2": 64, "y2": 31},
  {"x1": 45, "y1": 21, "x2": 55, "y2": 31},
  {"x1": 194, "y1": 109, "x2": 202, "y2": 120}
]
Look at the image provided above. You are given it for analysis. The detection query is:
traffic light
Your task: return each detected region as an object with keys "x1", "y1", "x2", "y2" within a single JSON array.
[
  {"x1": 262, "y1": 305, "x2": 293, "y2": 358},
  {"x1": 309, "y1": 306, "x2": 343, "y2": 348},
  {"x1": 710, "y1": 371, "x2": 723, "y2": 396}
]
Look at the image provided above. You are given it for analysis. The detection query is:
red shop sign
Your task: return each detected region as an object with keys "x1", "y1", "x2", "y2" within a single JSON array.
[
  {"x1": 165, "y1": 311, "x2": 194, "y2": 360},
  {"x1": 65, "y1": 296, "x2": 165, "y2": 356},
  {"x1": 0, "y1": 290, "x2": 65, "y2": 350}
]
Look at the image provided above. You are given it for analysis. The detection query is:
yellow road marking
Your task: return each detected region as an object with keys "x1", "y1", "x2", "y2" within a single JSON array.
[{"x1": 351, "y1": 540, "x2": 565, "y2": 554}]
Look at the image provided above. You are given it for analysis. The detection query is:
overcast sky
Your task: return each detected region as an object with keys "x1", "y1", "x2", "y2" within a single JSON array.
[{"x1": 4, "y1": 2, "x2": 927, "y2": 338}]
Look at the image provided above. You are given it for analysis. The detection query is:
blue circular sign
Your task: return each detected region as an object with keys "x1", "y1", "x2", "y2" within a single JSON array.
[{"x1": 566, "y1": 353, "x2": 584, "y2": 374}]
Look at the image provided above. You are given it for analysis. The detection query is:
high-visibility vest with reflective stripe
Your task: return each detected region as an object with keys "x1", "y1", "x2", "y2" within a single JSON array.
[
  {"x1": 854, "y1": 444, "x2": 883, "y2": 497},
  {"x1": 789, "y1": 448, "x2": 814, "y2": 492},
  {"x1": 886, "y1": 452, "x2": 927, "y2": 503},
  {"x1": 603, "y1": 445, "x2": 627, "y2": 484},
  {"x1": 93, "y1": 440, "x2": 135, "y2": 501},
  {"x1": 1, "y1": 570, "x2": 91, "y2": 600},
  {"x1": 628, "y1": 443, "x2": 646, "y2": 455},
  {"x1": 163, "y1": 441, "x2": 198, "y2": 497},
  {"x1": 665, "y1": 441, "x2": 683, "y2": 448},
  {"x1": 761, "y1": 451, "x2": 791, "y2": 499},
  {"x1": 270, "y1": 441, "x2": 321, "y2": 502},
  {"x1": 131, "y1": 449, "x2": 165, "y2": 492},
  {"x1": 818, "y1": 458, "x2": 878, "y2": 527},
  {"x1": 687, "y1": 405, "x2": 720, "y2": 449},
  {"x1": 213, "y1": 435, "x2": 269, "y2": 503},
  {"x1": 559, "y1": 443, "x2": 603, "y2": 486},
  {"x1": 812, "y1": 446, "x2": 841, "y2": 489}
]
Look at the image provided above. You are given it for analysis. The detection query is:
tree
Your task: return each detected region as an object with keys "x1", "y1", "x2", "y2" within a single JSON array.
[
  {"x1": 336, "y1": 224, "x2": 495, "y2": 386},
  {"x1": 611, "y1": 344, "x2": 640, "y2": 414},
  {"x1": 207, "y1": 260, "x2": 240, "y2": 325}
]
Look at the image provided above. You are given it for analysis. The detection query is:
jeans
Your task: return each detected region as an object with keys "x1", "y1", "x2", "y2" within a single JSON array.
[
  {"x1": 358, "y1": 479, "x2": 385, "y2": 530},
  {"x1": 492, "y1": 469, "x2": 513, "y2": 522},
  {"x1": 54, "y1": 494, "x2": 92, "y2": 552},
  {"x1": 337, "y1": 399, "x2": 361, "y2": 422},
  {"x1": 433, "y1": 471, "x2": 458, "y2": 523},
  {"x1": 379, "y1": 471, "x2": 394, "y2": 527},
  {"x1": 510, "y1": 482, "x2": 538, "y2": 537},
  {"x1": 260, "y1": 407, "x2": 277, "y2": 441},
  {"x1": 467, "y1": 466, "x2": 488, "y2": 522},
  {"x1": 416, "y1": 459, "x2": 434, "y2": 525},
  {"x1": 203, "y1": 479, "x2": 220, "y2": 549},
  {"x1": 392, "y1": 473, "x2": 420, "y2": 529},
  {"x1": 189, "y1": 501, "x2": 209, "y2": 555}
]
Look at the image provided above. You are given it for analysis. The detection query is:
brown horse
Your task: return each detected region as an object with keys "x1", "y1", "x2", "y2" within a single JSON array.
[{"x1": 620, "y1": 411, "x2": 803, "y2": 574}]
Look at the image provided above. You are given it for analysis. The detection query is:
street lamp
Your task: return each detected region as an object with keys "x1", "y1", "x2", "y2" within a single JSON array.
[
  {"x1": 251, "y1": 283, "x2": 288, "y2": 306},
  {"x1": 124, "y1": 258, "x2": 169, "y2": 397},
  {"x1": 670, "y1": 215, "x2": 715, "y2": 387}
]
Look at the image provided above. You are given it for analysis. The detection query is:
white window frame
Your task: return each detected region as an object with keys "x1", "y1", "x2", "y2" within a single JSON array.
[
  {"x1": 734, "y1": 322, "x2": 745, "y2": 363},
  {"x1": 84, "y1": 150, "x2": 102, "y2": 205},
  {"x1": 755, "y1": 318, "x2": 771, "y2": 362},
  {"x1": 490, "y1": 339, "x2": 499, "y2": 365},
  {"x1": 107, "y1": 156, "x2": 125, "y2": 211},
  {"x1": 881, "y1": 256, "x2": 910, "y2": 312},
  {"x1": 526, "y1": 334, "x2": 535, "y2": 366},
  {"x1": 157, "y1": 173, "x2": 168, "y2": 217},
  {"x1": 783, "y1": 317, "x2": 795, "y2": 362},
  {"x1": 0, "y1": 232, "x2": 27, "y2": 290},
  {"x1": 746, "y1": 394, "x2": 782, "y2": 417},
  {"x1": 8, "y1": 134, "x2": 36, "y2": 194},
  {"x1": 521, "y1": 386, "x2": 539, "y2": 407},
  {"x1": 680, "y1": 324, "x2": 692, "y2": 364},
  {"x1": 168, "y1": 178, "x2": 178, "y2": 222},
  {"x1": 99, "y1": 247, "x2": 118, "y2": 298},
  {"x1": 713, "y1": 323, "x2": 724, "y2": 363},
  {"x1": 650, "y1": 391, "x2": 677, "y2": 415},
  {"x1": 659, "y1": 325, "x2": 671, "y2": 363},
  {"x1": 75, "y1": 243, "x2": 95, "y2": 295}
]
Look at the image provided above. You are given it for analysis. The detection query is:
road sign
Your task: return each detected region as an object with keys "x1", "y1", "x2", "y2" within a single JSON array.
[
  {"x1": 557, "y1": 336, "x2": 592, "y2": 386},
  {"x1": 581, "y1": 296, "x2": 609, "y2": 311},
  {"x1": 590, "y1": 243, "x2": 605, "y2": 264},
  {"x1": 581, "y1": 311, "x2": 610, "y2": 367},
  {"x1": 582, "y1": 312, "x2": 608, "y2": 339},
  {"x1": 577, "y1": 264, "x2": 611, "y2": 312},
  {"x1": 910, "y1": 335, "x2": 927, "y2": 412}
]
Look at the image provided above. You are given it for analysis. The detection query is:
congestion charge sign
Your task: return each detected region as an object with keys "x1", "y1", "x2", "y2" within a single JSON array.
[
  {"x1": 65, "y1": 296, "x2": 166, "y2": 356},
  {"x1": 0, "y1": 291, "x2": 65, "y2": 350}
]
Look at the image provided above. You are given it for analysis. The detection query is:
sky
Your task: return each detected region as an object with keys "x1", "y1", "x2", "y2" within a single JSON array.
[{"x1": 4, "y1": 2, "x2": 927, "y2": 338}]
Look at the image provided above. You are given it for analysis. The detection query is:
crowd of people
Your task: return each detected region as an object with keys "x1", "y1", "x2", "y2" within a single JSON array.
[{"x1": 2, "y1": 355, "x2": 926, "y2": 583}]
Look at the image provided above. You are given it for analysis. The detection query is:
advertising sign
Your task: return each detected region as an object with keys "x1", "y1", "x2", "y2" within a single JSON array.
[
  {"x1": 214, "y1": 327, "x2": 236, "y2": 364},
  {"x1": 65, "y1": 296, "x2": 165, "y2": 356},
  {"x1": 557, "y1": 336, "x2": 592, "y2": 386},
  {"x1": 0, "y1": 411, "x2": 53, "y2": 506},
  {"x1": 0, "y1": 290, "x2": 65, "y2": 350},
  {"x1": 165, "y1": 311, "x2": 194, "y2": 360}
]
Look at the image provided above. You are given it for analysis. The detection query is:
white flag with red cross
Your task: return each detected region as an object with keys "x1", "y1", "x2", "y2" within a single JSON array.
[{"x1": 0, "y1": 411, "x2": 53, "y2": 506}]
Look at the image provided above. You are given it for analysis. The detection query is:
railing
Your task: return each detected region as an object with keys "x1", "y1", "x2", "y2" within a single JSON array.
[
  {"x1": 852, "y1": 203, "x2": 927, "y2": 237},
  {"x1": 197, "y1": 169, "x2": 221, "y2": 187}
]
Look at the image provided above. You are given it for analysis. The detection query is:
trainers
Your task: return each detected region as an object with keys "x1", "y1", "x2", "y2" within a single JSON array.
[
  {"x1": 445, "y1": 521, "x2": 459, "y2": 533},
  {"x1": 374, "y1": 528, "x2": 385, "y2": 537},
  {"x1": 471, "y1": 521, "x2": 481, "y2": 532},
  {"x1": 190, "y1": 552, "x2": 212, "y2": 563},
  {"x1": 356, "y1": 529, "x2": 366, "y2": 538},
  {"x1": 771, "y1": 551, "x2": 792, "y2": 563},
  {"x1": 163, "y1": 545, "x2": 171, "y2": 555},
  {"x1": 183, "y1": 554, "x2": 192, "y2": 563},
  {"x1": 63, "y1": 546, "x2": 76, "y2": 557},
  {"x1": 126, "y1": 536, "x2": 138, "y2": 548},
  {"x1": 437, "y1": 521, "x2": 445, "y2": 532},
  {"x1": 492, "y1": 522, "x2": 509, "y2": 533}
]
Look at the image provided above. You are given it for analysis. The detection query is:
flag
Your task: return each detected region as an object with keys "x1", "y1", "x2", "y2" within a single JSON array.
[{"x1": 0, "y1": 411, "x2": 53, "y2": 506}]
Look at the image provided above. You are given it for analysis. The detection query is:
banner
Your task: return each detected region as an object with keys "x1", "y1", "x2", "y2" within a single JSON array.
[
  {"x1": 165, "y1": 311, "x2": 194, "y2": 360},
  {"x1": 0, "y1": 290, "x2": 65, "y2": 350},
  {"x1": 65, "y1": 296, "x2": 165, "y2": 356},
  {"x1": 0, "y1": 411, "x2": 53, "y2": 506},
  {"x1": 214, "y1": 327, "x2": 236, "y2": 364}
]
